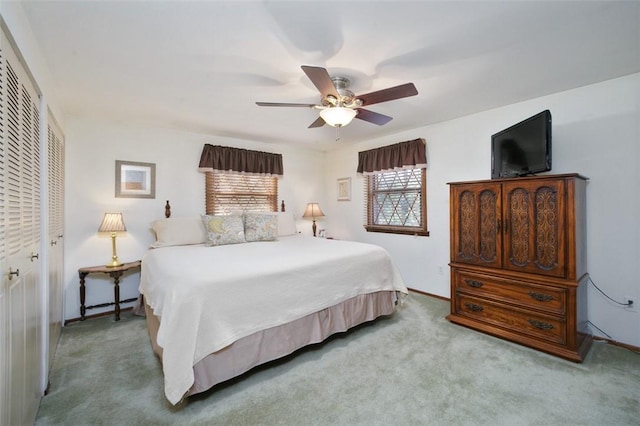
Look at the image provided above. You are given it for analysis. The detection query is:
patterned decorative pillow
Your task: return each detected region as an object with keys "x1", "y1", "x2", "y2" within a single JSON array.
[
  {"x1": 244, "y1": 213, "x2": 278, "y2": 242},
  {"x1": 201, "y1": 214, "x2": 246, "y2": 246}
]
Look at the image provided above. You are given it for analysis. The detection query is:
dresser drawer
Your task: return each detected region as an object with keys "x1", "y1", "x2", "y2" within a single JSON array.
[
  {"x1": 455, "y1": 294, "x2": 567, "y2": 345},
  {"x1": 453, "y1": 270, "x2": 566, "y2": 315}
]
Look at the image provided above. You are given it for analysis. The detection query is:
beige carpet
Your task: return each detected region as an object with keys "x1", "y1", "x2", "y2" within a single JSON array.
[{"x1": 36, "y1": 293, "x2": 639, "y2": 425}]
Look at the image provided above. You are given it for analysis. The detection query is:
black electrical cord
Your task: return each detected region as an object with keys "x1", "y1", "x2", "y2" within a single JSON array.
[
  {"x1": 585, "y1": 277, "x2": 640, "y2": 354},
  {"x1": 586, "y1": 321, "x2": 640, "y2": 355},
  {"x1": 587, "y1": 277, "x2": 633, "y2": 307},
  {"x1": 586, "y1": 320, "x2": 612, "y2": 339}
]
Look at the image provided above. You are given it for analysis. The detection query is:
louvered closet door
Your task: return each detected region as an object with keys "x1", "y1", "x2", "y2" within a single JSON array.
[
  {"x1": 1, "y1": 31, "x2": 43, "y2": 426},
  {"x1": 47, "y1": 116, "x2": 64, "y2": 366},
  {"x1": 0, "y1": 38, "x2": 7, "y2": 426}
]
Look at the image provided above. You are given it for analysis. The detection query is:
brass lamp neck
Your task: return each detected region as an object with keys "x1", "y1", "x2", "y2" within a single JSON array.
[{"x1": 106, "y1": 232, "x2": 123, "y2": 268}]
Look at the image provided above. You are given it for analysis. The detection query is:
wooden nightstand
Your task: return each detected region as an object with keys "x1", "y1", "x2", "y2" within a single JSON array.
[{"x1": 78, "y1": 260, "x2": 142, "y2": 321}]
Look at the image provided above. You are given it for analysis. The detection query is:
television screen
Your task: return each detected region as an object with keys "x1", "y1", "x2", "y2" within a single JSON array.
[{"x1": 491, "y1": 110, "x2": 552, "y2": 179}]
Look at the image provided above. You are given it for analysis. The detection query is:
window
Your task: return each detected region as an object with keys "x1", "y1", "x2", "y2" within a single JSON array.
[
  {"x1": 365, "y1": 168, "x2": 428, "y2": 236},
  {"x1": 358, "y1": 138, "x2": 428, "y2": 236},
  {"x1": 205, "y1": 172, "x2": 278, "y2": 215},
  {"x1": 199, "y1": 144, "x2": 283, "y2": 214}
]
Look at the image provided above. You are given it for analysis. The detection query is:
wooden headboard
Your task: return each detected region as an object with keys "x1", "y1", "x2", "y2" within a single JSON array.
[{"x1": 163, "y1": 200, "x2": 285, "y2": 218}]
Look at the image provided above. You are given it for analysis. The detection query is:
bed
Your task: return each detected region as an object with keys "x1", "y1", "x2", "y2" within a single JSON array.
[{"x1": 139, "y1": 205, "x2": 408, "y2": 405}]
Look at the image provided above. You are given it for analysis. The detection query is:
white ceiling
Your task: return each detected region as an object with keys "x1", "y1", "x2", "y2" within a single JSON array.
[{"x1": 19, "y1": 0, "x2": 640, "y2": 150}]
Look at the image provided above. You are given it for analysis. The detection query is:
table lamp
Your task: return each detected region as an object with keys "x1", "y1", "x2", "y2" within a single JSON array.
[
  {"x1": 302, "y1": 202, "x2": 325, "y2": 237},
  {"x1": 98, "y1": 212, "x2": 127, "y2": 267}
]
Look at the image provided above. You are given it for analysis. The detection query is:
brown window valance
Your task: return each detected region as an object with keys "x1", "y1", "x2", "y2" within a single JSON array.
[
  {"x1": 198, "y1": 144, "x2": 284, "y2": 177},
  {"x1": 357, "y1": 138, "x2": 426, "y2": 175}
]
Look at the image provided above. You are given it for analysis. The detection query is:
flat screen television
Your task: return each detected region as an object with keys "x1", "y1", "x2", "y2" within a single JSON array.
[{"x1": 491, "y1": 110, "x2": 552, "y2": 179}]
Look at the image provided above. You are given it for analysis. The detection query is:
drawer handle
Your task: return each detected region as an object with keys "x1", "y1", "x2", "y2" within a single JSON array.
[
  {"x1": 528, "y1": 319, "x2": 554, "y2": 330},
  {"x1": 528, "y1": 291, "x2": 555, "y2": 302},
  {"x1": 465, "y1": 279, "x2": 484, "y2": 288},
  {"x1": 464, "y1": 303, "x2": 484, "y2": 312}
]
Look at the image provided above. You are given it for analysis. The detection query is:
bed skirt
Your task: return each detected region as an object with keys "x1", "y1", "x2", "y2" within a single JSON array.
[{"x1": 144, "y1": 290, "x2": 400, "y2": 399}]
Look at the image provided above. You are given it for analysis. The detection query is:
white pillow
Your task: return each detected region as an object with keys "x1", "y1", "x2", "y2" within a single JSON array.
[
  {"x1": 277, "y1": 212, "x2": 297, "y2": 236},
  {"x1": 151, "y1": 216, "x2": 207, "y2": 248}
]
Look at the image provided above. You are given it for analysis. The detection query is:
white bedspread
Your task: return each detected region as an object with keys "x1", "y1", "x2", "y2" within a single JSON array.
[{"x1": 140, "y1": 235, "x2": 408, "y2": 404}]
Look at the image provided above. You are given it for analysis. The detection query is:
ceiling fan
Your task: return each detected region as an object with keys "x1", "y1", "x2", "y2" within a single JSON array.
[{"x1": 256, "y1": 65, "x2": 418, "y2": 129}]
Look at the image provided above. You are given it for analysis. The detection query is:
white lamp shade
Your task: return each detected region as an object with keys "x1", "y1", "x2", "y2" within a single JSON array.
[
  {"x1": 319, "y1": 107, "x2": 357, "y2": 127},
  {"x1": 98, "y1": 212, "x2": 127, "y2": 233},
  {"x1": 302, "y1": 203, "x2": 325, "y2": 219}
]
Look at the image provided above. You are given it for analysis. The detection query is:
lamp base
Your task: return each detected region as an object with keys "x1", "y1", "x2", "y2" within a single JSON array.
[{"x1": 106, "y1": 233, "x2": 123, "y2": 267}]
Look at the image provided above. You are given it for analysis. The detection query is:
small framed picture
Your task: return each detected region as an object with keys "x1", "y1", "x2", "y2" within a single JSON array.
[
  {"x1": 337, "y1": 177, "x2": 351, "y2": 201},
  {"x1": 115, "y1": 160, "x2": 156, "y2": 199},
  {"x1": 318, "y1": 229, "x2": 326, "y2": 238}
]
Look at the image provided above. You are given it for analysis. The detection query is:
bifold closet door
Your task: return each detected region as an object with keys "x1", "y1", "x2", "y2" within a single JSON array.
[
  {"x1": 47, "y1": 116, "x2": 65, "y2": 366},
  {"x1": 0, "y1": 29, "x2": 44, "y2": 426}
]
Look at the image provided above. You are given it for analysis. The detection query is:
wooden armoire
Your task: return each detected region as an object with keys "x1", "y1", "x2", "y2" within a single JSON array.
[{"x1": 447, "y1": 173, "x2": 592, "y2": 362}]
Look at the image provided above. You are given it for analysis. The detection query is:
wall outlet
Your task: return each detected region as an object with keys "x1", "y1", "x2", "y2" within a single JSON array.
[{"x1": 624, "y1": 296, "x2": 637, "y2": 312}]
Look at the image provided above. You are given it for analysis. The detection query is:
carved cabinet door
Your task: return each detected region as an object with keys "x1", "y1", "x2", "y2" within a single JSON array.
[
  {"x1": 502, "y1": 179, "x2": 567, "y2": 278},
  {"x1": 450, "y1": 182, "x2": 502, "y2": 268}
]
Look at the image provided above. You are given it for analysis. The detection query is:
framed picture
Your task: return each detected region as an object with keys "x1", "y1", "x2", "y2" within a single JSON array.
[
  {"x1": 115, "y1": 160, "x2": 156, "y2": 199},
  {"x1": 337, "y1": 177, "x2": 351, "y2": 201}
]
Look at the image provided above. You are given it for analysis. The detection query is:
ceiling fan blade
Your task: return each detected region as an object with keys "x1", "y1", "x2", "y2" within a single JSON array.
[
  {"x1": 355, "y1": 108, "x2": 393, "y2": 126},
  {"x1": 256, "y1": 102, "x2": 317, "y2": 108},
  {"x1": 357, "y1": 83, "x2": 418, "y2": 106},
  {"x1": 301, "y1": 65, "x2": 339, "y2": 98},
  {"x1": 308, "y1": 116, "x2": 326, "y2": 128}
]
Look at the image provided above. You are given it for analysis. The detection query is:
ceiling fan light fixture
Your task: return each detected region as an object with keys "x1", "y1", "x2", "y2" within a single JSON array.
[{"x1": 319, "y1": 107, "x2": 357, "y2": 127}]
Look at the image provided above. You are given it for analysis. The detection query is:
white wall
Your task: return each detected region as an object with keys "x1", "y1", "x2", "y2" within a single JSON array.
[
  {"x1": 63, "y1": 117, "x2": 326, "y2": 320},
  {"x1": 325, "y1": 73, "x2": 640, "y2": 347}
]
